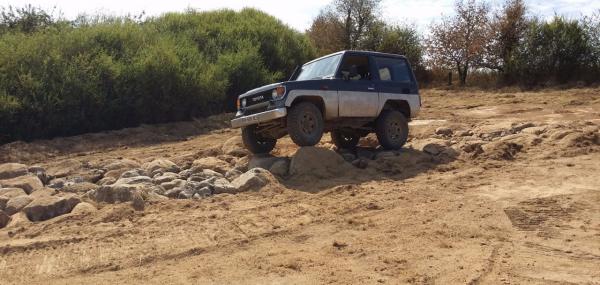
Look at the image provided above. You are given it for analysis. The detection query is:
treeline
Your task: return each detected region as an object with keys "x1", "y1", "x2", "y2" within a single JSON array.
[
  {"x1": 0, "y1": 6, "x2": 314, "y2": 143},
  {"x1": 307, "y1": 0, "x2": 600, "y2": 87}
]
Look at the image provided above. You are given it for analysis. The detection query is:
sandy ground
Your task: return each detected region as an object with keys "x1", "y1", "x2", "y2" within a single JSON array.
[{"x1": 0, "y1": 88, "x2": 599, "y2": 284}]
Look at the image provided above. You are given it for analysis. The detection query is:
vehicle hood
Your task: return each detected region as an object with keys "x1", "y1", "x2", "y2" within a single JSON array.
[{"x1": 238, "y1": 82, "x2": 287, "y2": 99}]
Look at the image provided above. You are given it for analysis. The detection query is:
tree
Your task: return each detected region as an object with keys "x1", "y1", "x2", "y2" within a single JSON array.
[
  {"x1": 307, "y1": 0, "x2": 382, "y2": 52},
  {"x1": 306, "y1": 10, "x2": 345, "y2": 56},
  {"x1": 378, "y1": 25, "x2": 423, "y2": 69},
  {"x1": 483, "y1": 0, "x2": 528, "y2": 80},
  {"x1": 427, "y1": 0, "x2": 490, "y2": 85},
  {"x1": 0, "y1": 4, "x2": 56, "y2": 34}
]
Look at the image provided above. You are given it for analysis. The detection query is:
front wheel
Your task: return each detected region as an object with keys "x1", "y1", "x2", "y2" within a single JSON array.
[
  {"x1": 287, "y1": 102, "x2": 324, "y2": 146},
  {"x1": 331, "y1": 130, "x2": 360, "y2": 149},
  {"x1": 375, "y1": 110, "x2": 409, "y2": 150},
  {"x1": 242, "y1": 125, "x2": 276, "y2": 154}
]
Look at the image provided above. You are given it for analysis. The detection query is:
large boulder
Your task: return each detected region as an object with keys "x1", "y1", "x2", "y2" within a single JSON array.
[
  {"x1": 22, "y1": 194, "x2": 81, "y2": 222},
  {"x1": 289, "y1": 147, "x2": 355, "y2": 179},
  {"x1": 142, "y1": 158, "x2": 180, "y2": 177},
  {"x1": 0, "y1": 210, "x2": 9, "y2": 228},
  {"x1": 192, "y1": 157, "x2": 231, "y2": 174},
  {"x1": 231, "y1": 168, "x2": 272, "y2": 193},
  {"x1": 0, "y1": 188, "x2": 27, "y2": 210},
  {"x1": 221, "y1": 137, "x2": 249, "y2": 157},
  {"x1": 5, "y1": 195, "x2": 33, "y2": 215},
  {"x1": 0, "y1": 175, "x2": 44, "y2": 194},
  {"x1": 153, "y1": 172, "x2": 181, "y2": 184},
  {"x1": 95, "y1": 184, "x2": 147, "y2": 203},
  {"x1": 0, "y1": 163, "x2": 28, "y2": 180}
]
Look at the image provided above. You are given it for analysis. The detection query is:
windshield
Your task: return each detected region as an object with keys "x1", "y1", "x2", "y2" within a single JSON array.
[{"x1": 295, "y1": 54, "x2": 342, "y2": 81}]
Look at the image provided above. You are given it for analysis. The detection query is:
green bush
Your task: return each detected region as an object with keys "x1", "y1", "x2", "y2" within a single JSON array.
[{"x1": 0, "y1": 8, "x2": 315, "y2": 143}]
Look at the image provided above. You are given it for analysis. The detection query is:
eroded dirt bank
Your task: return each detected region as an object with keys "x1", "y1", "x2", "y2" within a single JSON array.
[{"x1": 0, "y1": 88, "x2": 599, "y2": 284}]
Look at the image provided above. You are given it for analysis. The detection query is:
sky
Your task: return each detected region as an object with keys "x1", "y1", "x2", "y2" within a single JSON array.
[{"x1": 1, "y1": 0, "x2": 599, "y2": 32}]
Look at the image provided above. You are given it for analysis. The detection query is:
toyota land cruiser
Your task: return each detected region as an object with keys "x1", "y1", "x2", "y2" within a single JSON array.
[{"x1": 230, "y1": 50, "x2": 421, "y2": 154}]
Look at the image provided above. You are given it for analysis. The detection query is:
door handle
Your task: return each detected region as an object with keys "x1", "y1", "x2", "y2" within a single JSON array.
[{"x1": 368, "y1": 87, "x2": 375, "y2": 91}]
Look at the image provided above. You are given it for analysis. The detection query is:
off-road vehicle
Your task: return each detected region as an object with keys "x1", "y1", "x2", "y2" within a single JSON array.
[{"x1": 230, "y1": 50, "x2": 421, "y2": 154}]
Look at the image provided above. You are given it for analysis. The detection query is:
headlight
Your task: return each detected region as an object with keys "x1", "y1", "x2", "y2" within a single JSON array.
[
  {"x1": 241, "y1": 98, "x2": 247, "y2": 108},
  {"x1": 271, "y1": 86, "x2": 286, "y2": 99}
]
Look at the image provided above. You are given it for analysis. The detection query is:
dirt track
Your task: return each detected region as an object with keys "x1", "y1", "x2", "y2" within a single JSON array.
[{"x1": 1, "y1": 88, "x2": 599, "y2": 284}]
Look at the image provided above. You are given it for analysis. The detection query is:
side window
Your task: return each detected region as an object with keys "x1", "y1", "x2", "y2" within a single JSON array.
[
  {"x1": 337, "y1": 55, "x2": 372, "y2": 81},
  {"x1": 374, "y1": 57, "x2": 411, "y2": 83}
]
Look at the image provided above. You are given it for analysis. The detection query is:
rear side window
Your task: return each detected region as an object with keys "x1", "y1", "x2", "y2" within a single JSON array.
[{"x1": 374, "y1": 57, "x2": 412, "y2": 83}]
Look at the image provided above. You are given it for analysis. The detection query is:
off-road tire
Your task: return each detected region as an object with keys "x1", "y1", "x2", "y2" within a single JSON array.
[
  {"x1": 331, "y1": 130, "x2": 360, "y2": 149},
  {"x1": 375, "y1": 110, "x2": 409, "y2": 150},
  {"x1": 287, "y1": 102, "x2": 324, "y2": 146},
  {"x1": 242, "y1": 125, "x2": 277, "y2": 154}
]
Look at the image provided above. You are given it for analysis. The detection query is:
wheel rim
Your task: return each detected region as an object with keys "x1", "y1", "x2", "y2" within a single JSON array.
[
  {"x1": 300, "y1": 112, "x2": 317, "y2": 135},
  {"x1": 386, "y1": 117, "x2": 404, "y2": 142}
]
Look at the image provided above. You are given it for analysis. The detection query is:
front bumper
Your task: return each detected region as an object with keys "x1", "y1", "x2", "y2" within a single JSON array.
[{"x1": 230, "y1": 108, "x2": 287, "y2": 128}]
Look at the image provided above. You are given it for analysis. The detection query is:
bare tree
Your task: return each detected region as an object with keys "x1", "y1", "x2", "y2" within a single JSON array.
[
  {"x1": 427, "y1": 0, "x2": 490, "y2": 85},
  {"x1": 483, "y1": 0, "x2": 528, "y2": 74}
]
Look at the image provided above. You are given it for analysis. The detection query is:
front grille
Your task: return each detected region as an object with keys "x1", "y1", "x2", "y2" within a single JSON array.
[{"x1": 245, "y1": 91, "x2": 271, "y2": 107}]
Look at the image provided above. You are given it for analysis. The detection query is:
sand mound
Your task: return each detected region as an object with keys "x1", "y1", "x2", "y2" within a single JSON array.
[{"x1": 288, "y1": 147, "x2": 356, "y2": 179}]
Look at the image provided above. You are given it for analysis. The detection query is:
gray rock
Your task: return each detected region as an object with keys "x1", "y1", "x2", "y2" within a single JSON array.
[
  {"x1": 48, "y1": 178, "x2": 66, "y2": 189},
  {"x1": 457, "y1": 130, "x2": 474, "y2": 137},
  {"x1": 269, "y1": 159, "x2": 289, "y2": 176},
  {"x1": 153, "y1": 172, "x2": 181, "y2": 184},
  {"x1": 225, "y1": 169, "x2": 243, "y2": 180},
  {"x1": 105, "y1": 159, "x2": 141, "y2": 171},
  {"x1": 188, "y1": 169, "x2": 223, "y2": 182},
  {"x1": 423, "y1": 143, "x2": 446, "y2": 155},
  {"x1": 435, "y1": 127, "x2": 453, "y2": 136},
  {"x1": 62, "y1": 182, "x2": 98, "y2": 194},
  {"x1": 179, "y1": 184, "x2": 211, "y2": 199},
  {"x1": 28, "y1": 166, "x2": 50, "y2": 185},
  {"x1": 0, "y1": 163, "x2": 28, "y2": 180},
  {"x1": 0, "y1": 175, "x2": 44, "y2": 194},
  {"x1": 143, "y1": 158, "x2": 180, "y2": 177},
  {"x1": 22, "y1": 194, "x2": 81, "y2": 221},
  {"x1": 94, "y1": 183, "x2": 158, "y2": 204},
  {"x1": 164, "y1": 187, "x2": 184, "y2": 198},
  {"x1": 511, "y1": 122, "x2": 536, "y2": 133},
  {"x1": 231, "y1": 168, "x2": 271, "y2": 193},
  {"x1": 1, "y1": 188, "x2": 27, "y2": 211},
  {"x1": 120, "y1": 168, "x2": 149, "y2": 179},
  {"x1": 131, "y1": 192, "x2": 145, "y2": 211},
  {"x1": 161, "y1": 179, "x2": 186, "y2": 190},
  {"x1": 5, "y1": 195, "x2": 33, "y2": 215},
  {"x1": 212, "y1": 178, "x2": 237, "y2": 194},
  {"x1": 178, "y1": 169, "x2": 195, "y2": 179},
  {"x1": 114, "y1": 175, "x2": 153, "y2": 185},
  {"x1": 97, "y1": 176, "x2": 117, "y2": 186},
  {"x1": 0, "y1": 210, "x2": 10, "y2": 228},
  {"x1": 248, "y1": 155, "x2": 284, "y2": 170}
]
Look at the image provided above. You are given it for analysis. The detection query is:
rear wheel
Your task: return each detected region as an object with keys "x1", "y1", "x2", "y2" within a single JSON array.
[
  {"x1": 242, "y1": 125, "x2": 276, "y2": 154},
  {"x1": 375, "y1": 110, "x2": 409, "y2": 150},
  {"x1": 287, "y1": 102, "x2": 324, "y2": 146},
  {"x1": 331, "y1": 130, "x2": 360, "y2": 149}
]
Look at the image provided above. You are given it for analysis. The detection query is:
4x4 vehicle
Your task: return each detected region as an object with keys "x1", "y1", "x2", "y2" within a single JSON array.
[{"x1": 230, "y1": 50, "x2": 421, "y2": 154}]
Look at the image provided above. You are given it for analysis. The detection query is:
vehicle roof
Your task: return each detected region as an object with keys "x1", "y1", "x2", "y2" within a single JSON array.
[{"x1": 303, "y1": 50, "x2": 407, "y2": 66}]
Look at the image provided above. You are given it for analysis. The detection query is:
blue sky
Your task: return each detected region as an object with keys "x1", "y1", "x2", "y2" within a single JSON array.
[{"x1": 0, "y1": 0, "x2": 598, "y2": 32}]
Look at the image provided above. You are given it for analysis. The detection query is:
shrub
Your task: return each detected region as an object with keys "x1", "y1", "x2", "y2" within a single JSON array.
[{"x1": 0, "y1": 8, "x2": 315, "y2": 143}]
